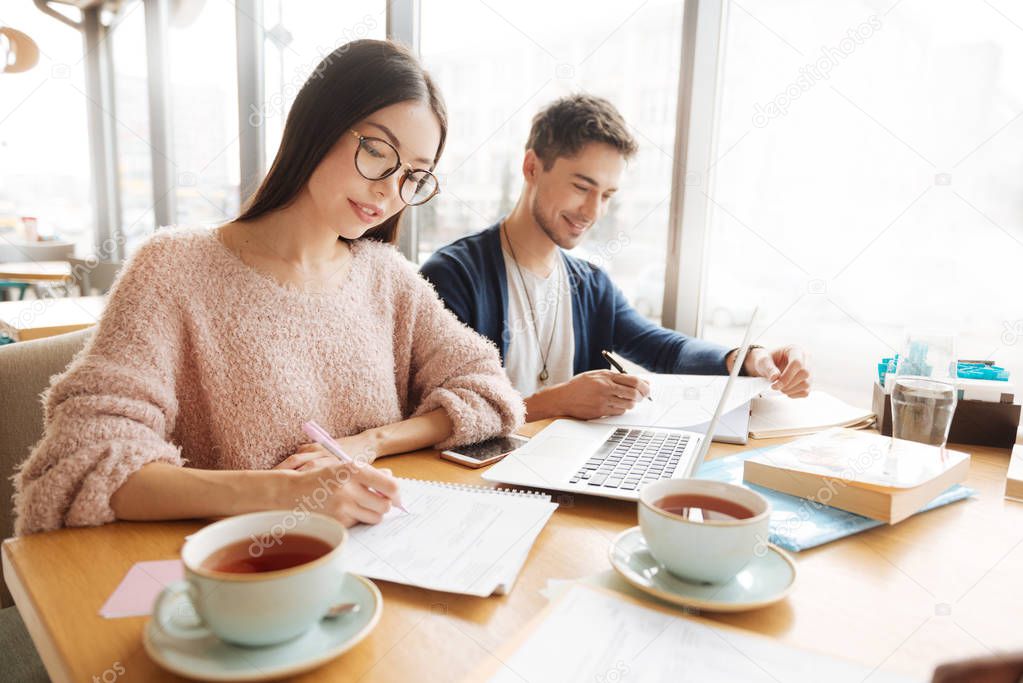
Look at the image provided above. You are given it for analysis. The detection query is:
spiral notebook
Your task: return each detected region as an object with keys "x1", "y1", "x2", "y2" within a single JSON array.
[{"x1": 344, "y1": 478, "x2": 558, "y2": 597}]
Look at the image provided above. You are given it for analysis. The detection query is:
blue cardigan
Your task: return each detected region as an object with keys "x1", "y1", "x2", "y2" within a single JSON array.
[{"x1": 419, "y1": 224, "x2": 732, "y2": 377}]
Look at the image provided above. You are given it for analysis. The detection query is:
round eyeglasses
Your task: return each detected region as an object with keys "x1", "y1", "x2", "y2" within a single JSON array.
[{"x1": 349, "y1": 129, "x2": 440, "y2": 206}]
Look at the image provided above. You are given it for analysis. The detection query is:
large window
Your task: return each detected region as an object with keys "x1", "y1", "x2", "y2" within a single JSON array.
[
  {"x1": 419, "y1": 0, "x2": 684, "y2": 323},
  {"x1": 9, "y1": 0, "x2": 1011, "y2": 409},
  {"x1": 702, "y1": 0, "x2": 1023, "y2": 406},
  {"x1": 261, "y1": 1, "x2": 386, "y2": 173},
  {"x1": 110, "y1": 2, "x2": 154, "y2": 252},
  {"x1": 168, "y1": 0, "x2": 240, "y2": 228},
  {"x1": 0, "y1": 2, "x2": 92, "y2": 255}
]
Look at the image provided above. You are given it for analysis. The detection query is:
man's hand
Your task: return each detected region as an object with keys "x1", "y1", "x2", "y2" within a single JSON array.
[
  {"x1": 274, "y1": 430, "x2": 381, "y2": 472},
  {"x1": 539, "y1": 370, "x2": 651, "y2": 420},
  {"x1": 729, "y1": 345, "x2": 811, "y2": 398}
]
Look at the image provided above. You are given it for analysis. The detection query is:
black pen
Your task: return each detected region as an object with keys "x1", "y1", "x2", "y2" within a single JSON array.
[{"x1": 601, "y1": 349, "x2": 653, "y2": 401}]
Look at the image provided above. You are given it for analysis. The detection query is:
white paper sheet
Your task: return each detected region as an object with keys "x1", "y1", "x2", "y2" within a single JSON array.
[
  {"x1": 344, "y1": 478, "x2": 557, "y2": 597},
  {"x1": 591, "y1": 374, "x2": 769, "y2": 431},
  {"x1": 489, "y1": 585, "x2": 921, "y2": 683}
]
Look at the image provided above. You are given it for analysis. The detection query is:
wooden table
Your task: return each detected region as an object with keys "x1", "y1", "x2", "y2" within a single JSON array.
[
  {"x1": 0, "y1": 295, "x2": 106, "y2": 341},
  {"x1": 0, "y1": 260, "x2": 73, "y2": 282},
  {"x1": 4, "y1": 426, "x2": 1021, "y2": 682}
]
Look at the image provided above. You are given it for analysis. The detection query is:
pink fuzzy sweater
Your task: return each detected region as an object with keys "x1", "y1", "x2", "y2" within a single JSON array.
[{"x1": 13, "y1": 228, "x2": 524, "y2": 535}]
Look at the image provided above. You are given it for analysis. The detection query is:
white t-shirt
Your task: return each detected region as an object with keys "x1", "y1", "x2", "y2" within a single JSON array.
[{"x1": 502, "y1": 248, "x2": 575, "y2": 396}]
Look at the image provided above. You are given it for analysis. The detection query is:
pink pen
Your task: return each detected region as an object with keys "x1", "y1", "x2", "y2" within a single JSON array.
[{"x1": 302, "y1": 421, "x2": 409, "y2": 514}]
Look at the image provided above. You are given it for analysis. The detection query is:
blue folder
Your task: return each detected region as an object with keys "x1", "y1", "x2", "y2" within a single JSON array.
[{"x1": 695, "y1": 447, "x2": 976, "y2": 552}]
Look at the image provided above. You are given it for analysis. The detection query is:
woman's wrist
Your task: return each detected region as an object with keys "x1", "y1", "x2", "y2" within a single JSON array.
[
  {"x1": 356, "y1": 425, "x2": 389, "y2": 458},
  {"x1": 223, "y1": 468, "x2": 301, "y2": 514},
  {"x1": 365, "y1": 409, "x2": 452, "y2": 457}
]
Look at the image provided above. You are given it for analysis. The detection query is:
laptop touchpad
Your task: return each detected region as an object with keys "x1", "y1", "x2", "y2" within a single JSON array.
[{"x1": 527, "y1": 435, "x2": 600, "y2": 478}]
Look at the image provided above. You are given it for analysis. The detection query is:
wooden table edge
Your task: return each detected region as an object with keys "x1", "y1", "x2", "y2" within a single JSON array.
[
  {"x1": 0, "y1": 275, "x2": 73, "y2": 283},
  {"x1": 16, "y1": 322, "x2": 96, "y2": 342},
  {"x1": 3, "y1": 539, "x2": 75, "y2": 683}
]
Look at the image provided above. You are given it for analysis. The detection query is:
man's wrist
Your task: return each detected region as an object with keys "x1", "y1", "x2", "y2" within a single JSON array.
[
  {"x1": 524, "y1": 391, "x2": 548, "y2": 422},
  {"x1": 525, "y1": 384, "x2": 560, "y2": 422},
  {"x1": 727, "y1": 345, "x2": 765, "y2": 376}
]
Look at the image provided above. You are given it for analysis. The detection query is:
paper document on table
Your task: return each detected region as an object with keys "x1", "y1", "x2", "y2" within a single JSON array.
[
  {"x1": 344, "y1": 478, "x2": 557, "y2": 597},
  {"x1": 485, "y1": 584, "x2": 921, "y2": 683},
  {"x1": 99, "y1": 559, "x2": 183, "y2": 618},
  {"x1": 591, "y1": 374, "x2": 769, "y2": 432}
]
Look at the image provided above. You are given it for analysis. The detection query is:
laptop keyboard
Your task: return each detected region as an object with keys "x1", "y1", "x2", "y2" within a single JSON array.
[{"x1": 568, "y1": 428, "x2": 690, "y2": 491}]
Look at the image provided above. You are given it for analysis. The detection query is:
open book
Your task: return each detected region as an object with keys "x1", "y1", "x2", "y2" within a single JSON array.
[
  {"x1": 749, "y1": 390, "x2": 875, "y2": 438},
  {"x1": 344, "y1": 478, "x2": 557, "y2": 597}
]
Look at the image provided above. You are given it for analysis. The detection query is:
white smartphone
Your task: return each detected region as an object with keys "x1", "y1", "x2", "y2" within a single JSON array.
[{"x1": 440, "y1": 435, "x2": 529, "y2": 469}]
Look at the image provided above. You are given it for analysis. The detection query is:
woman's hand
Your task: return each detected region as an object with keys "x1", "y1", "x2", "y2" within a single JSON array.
[
  {"x1": 274, "y1": 430, "x2": 381, "y2": 472},
  {"x1": 283, "y1": 460, "x2": 401, "y2": 527}
]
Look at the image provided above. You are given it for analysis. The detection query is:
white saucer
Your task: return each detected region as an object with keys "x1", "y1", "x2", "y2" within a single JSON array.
[
  {"x1": 143, "y1": 574, "x2": 382, "y2": 682},
  {"x1": 608, "y1": 526, "x2": 796, "y2": 612}
]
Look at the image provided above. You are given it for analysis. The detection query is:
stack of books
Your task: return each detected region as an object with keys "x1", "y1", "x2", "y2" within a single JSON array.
[{"x1": 742, "y1": 428, "x2": 970, "y2": 524}]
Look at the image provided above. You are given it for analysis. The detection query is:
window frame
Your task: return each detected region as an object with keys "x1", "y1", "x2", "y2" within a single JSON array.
[{"x1": 663, "y1": 0, "x2": 728, "y2": 338}]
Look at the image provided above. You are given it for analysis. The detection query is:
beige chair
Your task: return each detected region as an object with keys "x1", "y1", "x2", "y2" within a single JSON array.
[
  {"x1": 0, "y1": 328, "x2": 93, "y2": 606},
  {"x1": 0, "y1": 327, "x2": 91, "y2": 682}
]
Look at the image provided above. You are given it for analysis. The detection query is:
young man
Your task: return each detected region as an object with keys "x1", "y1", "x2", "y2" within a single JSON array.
[{"x1": 421, "y1": 95, "x2": 810, "y2": 421}]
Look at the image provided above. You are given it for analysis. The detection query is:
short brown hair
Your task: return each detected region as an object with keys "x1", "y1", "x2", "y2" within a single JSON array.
[{"x1": 526, "y1": 94, "x2": 638, "y2": 170}]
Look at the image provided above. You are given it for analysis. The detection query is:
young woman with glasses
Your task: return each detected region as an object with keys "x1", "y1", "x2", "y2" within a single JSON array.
[{"x1": 14, "y1": 40, "x2": 523, "y2": 535}]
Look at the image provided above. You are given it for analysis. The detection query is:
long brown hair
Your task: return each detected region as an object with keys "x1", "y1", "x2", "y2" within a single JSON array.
[{"x1": 237, "y1": 40, "x2": 447, "y2": 244}]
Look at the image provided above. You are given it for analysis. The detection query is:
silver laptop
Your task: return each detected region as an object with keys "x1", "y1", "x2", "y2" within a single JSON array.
[{"x1": 483, "y1": 311, "x2": 759, "y2": 501}]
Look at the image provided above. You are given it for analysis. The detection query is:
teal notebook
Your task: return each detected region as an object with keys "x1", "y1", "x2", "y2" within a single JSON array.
[{"x1": 695, "y1": 447, "x2": 975, "y2": 552}]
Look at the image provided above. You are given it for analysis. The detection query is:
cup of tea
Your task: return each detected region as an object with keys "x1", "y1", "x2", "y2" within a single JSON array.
[
  {"x1": 152, "y1": 511, "x2": 348, "y2": 647},
  {"x1": 638, "y1": 479, "x2": 770, "y2": 584}
]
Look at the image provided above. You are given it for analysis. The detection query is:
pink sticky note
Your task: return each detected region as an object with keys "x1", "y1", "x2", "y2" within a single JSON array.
[{"x1": 99, "y1": 559, "x2": 184, "y2": 619}]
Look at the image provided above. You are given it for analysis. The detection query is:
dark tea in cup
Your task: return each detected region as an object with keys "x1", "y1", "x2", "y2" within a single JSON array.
[
  {"x1": 640, "y1": 480, "x2": 771, "y2": 583},
  {"x1": 155, "y1": 511, "x2": 348, "y2": 647},
  {"x1": 201, "y1": 534, "x2": 334, "y2": 574},
  {"x1": 653, "y1": 493, "x2": 754, "y2": 522}
]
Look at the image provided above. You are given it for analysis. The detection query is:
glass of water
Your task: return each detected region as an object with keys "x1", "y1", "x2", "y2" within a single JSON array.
[
  {"x1": 891, "y1": 377, "x2": 957, "y2": 447},
  {"x1": 891, "y1": 331, "x2": 958, "y2": 448}
]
